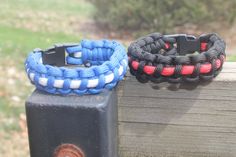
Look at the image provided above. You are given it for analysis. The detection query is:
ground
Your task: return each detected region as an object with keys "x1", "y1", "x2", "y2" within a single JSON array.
[{"x1": 0, "y1": 0, "x2": 235, "y2": 156}]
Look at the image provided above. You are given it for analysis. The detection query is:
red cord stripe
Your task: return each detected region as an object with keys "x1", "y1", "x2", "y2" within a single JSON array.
[
  {"x1": 131, "y1": 56, "x2": 224, "y2": 76},
  {"x1": 165, "y1": 43, "x2": 170, "y2": 49},
  {"x1": 200, "y1": 42, "x2": 208, "y2": 51}
]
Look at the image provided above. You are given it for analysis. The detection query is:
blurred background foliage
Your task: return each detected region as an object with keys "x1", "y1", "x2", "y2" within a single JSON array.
[{"x1": 90, "y1": 0, "x2": 236, "y2": 33}]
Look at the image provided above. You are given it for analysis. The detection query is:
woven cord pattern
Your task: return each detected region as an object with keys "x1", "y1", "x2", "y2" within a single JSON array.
[
  {"x1": 25, "y1": 40, "x2": 128, "y2": 95},
  {"x1": 128, "y1": 33, "x2": 226, "y2": 83}
]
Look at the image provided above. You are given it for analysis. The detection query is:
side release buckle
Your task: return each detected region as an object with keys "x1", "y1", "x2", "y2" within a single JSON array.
[
  {"x1": 165, "y1": 34, "x2": 201, "y2": 55},
  {"x1": 40, "y1": 43, "x2": 77, "y2": 66}
]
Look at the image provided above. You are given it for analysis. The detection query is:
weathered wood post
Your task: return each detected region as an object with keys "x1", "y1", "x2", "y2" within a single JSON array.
[{"x1": 25, "y1": 89, "x2": 118, "y2": 157}]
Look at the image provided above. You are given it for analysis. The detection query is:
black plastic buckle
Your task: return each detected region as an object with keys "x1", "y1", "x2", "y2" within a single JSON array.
[
  {"x1": 40, "y1": 43, "x2": 77, "y2": 67},
  {"x1": 165, "y1": 34, "x2": 200, "y2": 55}
]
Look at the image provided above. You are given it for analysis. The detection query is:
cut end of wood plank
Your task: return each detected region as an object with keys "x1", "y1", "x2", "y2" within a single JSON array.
[{"x1": 214, "y1": 62, "x2": 236, "y2": 81}]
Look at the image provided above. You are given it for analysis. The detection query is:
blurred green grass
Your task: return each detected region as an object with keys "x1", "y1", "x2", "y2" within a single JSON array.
[
  {"x1": 0, "y1": 0, "x2": 95, "y2": 59},
  {"x1": 227, "y1": 55, "x2": 236, "y2": 61},
  {"x1": 0, "y1": 0, "x2": 94, "y2": 156},
  {"x1": 0, "y1": 25, "x2": 81, "y2": 61},
  {"x1": 0, "y1": 0, "x2": 94, "y2": 13}
]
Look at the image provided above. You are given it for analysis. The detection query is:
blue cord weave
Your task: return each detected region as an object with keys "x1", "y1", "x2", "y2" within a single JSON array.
[{"x1": 25, "y1": 40, "x2": 128, "y2": 95}]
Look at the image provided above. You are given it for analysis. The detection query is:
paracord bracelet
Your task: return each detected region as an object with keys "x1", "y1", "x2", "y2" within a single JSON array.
[
  {"x1": 25, "y1": 40, "x2": 128, "y2": 95},
  {"x1": 128, "y1": 33, "x2": 226, "y2": 83}
]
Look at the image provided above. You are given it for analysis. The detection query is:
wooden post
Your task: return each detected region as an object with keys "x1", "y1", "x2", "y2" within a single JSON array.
[
  {"x1": 117, "y1": 62, "x2": 236, "y2": 157},
  {"x1": 25, "y1": 89, "x2": 118, "y2": 157}
]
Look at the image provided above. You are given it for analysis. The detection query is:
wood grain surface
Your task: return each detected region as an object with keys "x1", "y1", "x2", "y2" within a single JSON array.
[{"x1": 117, "y1": 62, "x2": 236, "y2": 157}]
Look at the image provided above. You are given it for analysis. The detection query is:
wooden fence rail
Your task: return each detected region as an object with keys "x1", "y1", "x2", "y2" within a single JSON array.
[{"x1": 117, "y1": 62, "x2": 236, "y2": 157}]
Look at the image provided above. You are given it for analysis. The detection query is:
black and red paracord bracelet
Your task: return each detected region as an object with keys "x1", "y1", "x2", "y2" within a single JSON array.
[{"x1": 128, "y1": 33, "x2": 226, "y2": 83}]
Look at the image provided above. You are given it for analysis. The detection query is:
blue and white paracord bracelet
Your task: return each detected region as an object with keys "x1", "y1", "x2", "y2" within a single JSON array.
[{"x1": 25, "y1": 40, "x2": 128, "y2": 95}]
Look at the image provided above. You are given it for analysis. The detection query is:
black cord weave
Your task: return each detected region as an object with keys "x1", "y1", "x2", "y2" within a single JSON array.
[{"x1": 128, "y1": 33, "x2": 226, "y2": 83}]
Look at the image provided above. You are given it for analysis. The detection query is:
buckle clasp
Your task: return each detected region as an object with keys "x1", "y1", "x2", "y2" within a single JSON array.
[
  {"x1": 40, "y1": 43, "x2": 77, "y2": 66},
  {"x1": 164, "y1": 34, "x2": 200, "y2": 55}
]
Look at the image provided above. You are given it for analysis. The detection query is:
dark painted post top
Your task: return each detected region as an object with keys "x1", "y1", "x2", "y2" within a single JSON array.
[{"x1": 25, "y1": 89, "x2": 118, "y2": 157}]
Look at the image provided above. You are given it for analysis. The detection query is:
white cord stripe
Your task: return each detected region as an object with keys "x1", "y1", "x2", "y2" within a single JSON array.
[
  {"x1": 73, "y1": 52, "x2": 82, "y2": 58},
  {"x1": 28, "y1": 60, "x2": 126, "y2": 89},
  {"x1": 39, "y1": 78, "x2": 48, "y2": 86},
  {"x1": 70, "y1": 80, "x2": 81, "y2": 89},
  {"x1": 29, "y1": 73, "x2": 35, "y2": 81},
  {"x1": 87, "y1": 79, "x2": 99, "y2": 88},
  {"x1": 54, "y1": 80, "x2": 64, "y2": 88},
  {"x1": 105, "y1": 73, "x2": 114, "y2": 84}
]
